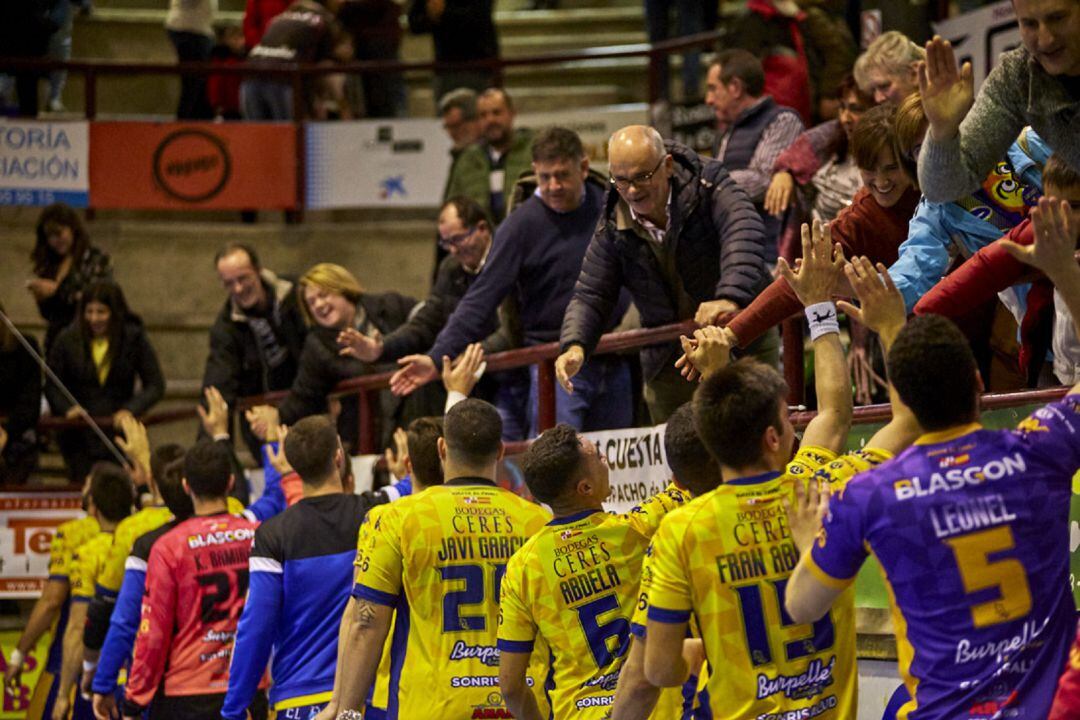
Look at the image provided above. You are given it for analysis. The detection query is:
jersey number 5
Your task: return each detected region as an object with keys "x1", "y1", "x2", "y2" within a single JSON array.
[
  {"x1": 734, "y1": 577, "x2": 834, "y2": 666},
  {"x1": 197, "y1": 569, "x2": 250, "y2": 623},
  {"x1": 945, "y1": 525, "x2": 1032, "y2": 628},
  {"x1": 440, "y1": 563, "x2": 506, "y2": 632}
]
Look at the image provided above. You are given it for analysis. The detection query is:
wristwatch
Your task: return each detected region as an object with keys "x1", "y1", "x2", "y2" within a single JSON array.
[{"x1": 336, "y1": 711, "x2": 364, "y2": 720}]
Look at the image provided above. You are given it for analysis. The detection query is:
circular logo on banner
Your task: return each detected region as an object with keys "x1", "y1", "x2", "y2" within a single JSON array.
[{"x1": 152, "y1": 129, "x2": 231, "y2": 202}]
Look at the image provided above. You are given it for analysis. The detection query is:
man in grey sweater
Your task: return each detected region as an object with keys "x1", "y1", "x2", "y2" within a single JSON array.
[{"x1": 916, "y1": 0, "x2": 1080, "y2": 203}]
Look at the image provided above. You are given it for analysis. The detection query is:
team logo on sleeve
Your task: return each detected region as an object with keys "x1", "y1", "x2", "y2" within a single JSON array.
[
  {"x1": 560, "y1": 528, "x2": 582, "y2": 541},
  {"x1": 938, "y1": 454, "x2": 970, "y2": 469},
  {"x1": 463, "y1": 496, "x2": 492, "y2": 505},
  {"x1": 1016, "y1": 417, "x2": 1049, "y2": 434}
]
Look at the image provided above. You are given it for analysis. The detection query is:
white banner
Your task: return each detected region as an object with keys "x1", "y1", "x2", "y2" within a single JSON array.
[
  {"x1": 581, "y1": 424, "x2": 672, "y2": 515},
  {"x1": 931, "y1": 1, "x2": 1021, "y2": 90},
  {"x1": 0, "y1": 120, "x2": 89, "y2": 207},
  {"x1": 306, "y1": 118, "x2": 453, "y2": 209},
  {"x1": 518, "y1": 103, "x2": 650, "y2": 173},
  {"x1": 0, "y1": 493, "x2": 84, "y2": 598}
]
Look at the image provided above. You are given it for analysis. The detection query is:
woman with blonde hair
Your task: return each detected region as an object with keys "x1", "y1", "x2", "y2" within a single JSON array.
[
  {"x1": 853, "y1": 30, "x2": 924, "y2": 105},
  {"x1": 267, "y1": 263, "x2": 417, "y2": 450}
]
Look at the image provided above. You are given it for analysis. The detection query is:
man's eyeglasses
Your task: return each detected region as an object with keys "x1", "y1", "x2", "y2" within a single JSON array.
[
  {"x1": 438, "y1": 226, "x2": 479, "y2": 250},
  {"x1": 609, "y1": 156, "x2": 667, "y2": 191}
]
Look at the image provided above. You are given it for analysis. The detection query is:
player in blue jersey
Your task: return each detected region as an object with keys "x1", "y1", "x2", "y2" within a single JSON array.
[
  {"x1": 786, "y1": 195, "x2": 1080, "y2": 720},
  {"x1": 222, "y1": 415, "x2": 388, "y2": 720}
]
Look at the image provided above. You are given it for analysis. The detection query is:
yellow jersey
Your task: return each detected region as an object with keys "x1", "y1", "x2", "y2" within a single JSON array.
[
  {"x1": 47, "y1": 516, "x2": 100, "y2": 582},
  {"x1": 497, "y1": 483, "x2": 689, "y2": 718},
  {"x1": 97, "y1": 506, "x2": 173, "y2": 593},
  {"x1": 355, "y1": 503, "x2": 393, "y2": 716},
  {"x1": 351, "y1": 479, "x2": 549, "y2": 720},
  {"x1": 71, "y1": 532, "x2": 114, "y2": 602},
  {"x1": 647, "y1": 446, "x2": 892, "y2": 720}
]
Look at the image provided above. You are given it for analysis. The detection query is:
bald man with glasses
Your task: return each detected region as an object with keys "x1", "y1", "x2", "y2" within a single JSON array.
[{"x1": 558, "y1": 125, "x2": 769, "y2": 423}]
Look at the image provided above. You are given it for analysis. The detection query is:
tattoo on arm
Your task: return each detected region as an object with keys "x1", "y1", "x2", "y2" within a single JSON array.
[{"x1": 354, "y1": 600, "x2": 377, "y2": 629}]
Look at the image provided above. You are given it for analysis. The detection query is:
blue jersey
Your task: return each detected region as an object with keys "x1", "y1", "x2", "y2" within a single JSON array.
[
  {"x1": 222, "y1": 492, "x2": 384, "y2": 718},
  {"x1": 809, "y1": 396, "x2": 1080, "y2": 719}
]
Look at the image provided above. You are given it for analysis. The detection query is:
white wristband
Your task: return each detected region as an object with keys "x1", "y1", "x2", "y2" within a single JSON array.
[
  {"x1": 805, "y1": 302, "x2": 840, "y2": 342},
  {"x1": 82, "y1": 659, "x2": 97, "y2": 675},
  {"x1": 9, "y1": 649, "x2": 23, "y2": 668}
]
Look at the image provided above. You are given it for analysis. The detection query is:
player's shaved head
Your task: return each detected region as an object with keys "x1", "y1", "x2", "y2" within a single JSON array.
[
  {"x1": 887, "y1": 315, "x2": 979, "y2": 431},
  {"x1": 664, "y1": 403, "x2": 720, "y2": 495},
  {"x1": 443, "y1": 399, "x2": 503, "y2": 468},
  {"x1": 521, "y1": 424, "x2": 584, "y2": 504},
  {"x1": 693, "y1": 360, "x2": 788, "y2": 470},
  {"x1": 89, "y1": 463, "x2": 134, "y2": 524}
]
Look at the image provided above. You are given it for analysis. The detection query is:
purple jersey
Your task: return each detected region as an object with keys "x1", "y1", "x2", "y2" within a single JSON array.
[{"x1": 808, "y1": 396, "x2": 1080, "y2": 720}]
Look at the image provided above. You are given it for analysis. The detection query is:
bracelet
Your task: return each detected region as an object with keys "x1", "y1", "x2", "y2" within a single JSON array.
[
  {"x1": 336, "y1": 711, "x2": 364, "y2": 720},
  {"x1": 9, "y1": 648, "x2": 23, "y2": 668},
  {"x1": 212, "y1": 433, "x2": 230, "y2": 442},
  {"x1": 805, "y1": 302, "x2": 840, "y2": 342}
]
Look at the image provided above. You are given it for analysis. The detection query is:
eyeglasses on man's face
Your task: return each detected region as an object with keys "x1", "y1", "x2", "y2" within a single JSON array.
[
  {"x1": 438, "y1": 225, "x2": 479, "y2": 250},
  {"x1": 609, "y1": 156, "x2": 667, "y2": 191}
]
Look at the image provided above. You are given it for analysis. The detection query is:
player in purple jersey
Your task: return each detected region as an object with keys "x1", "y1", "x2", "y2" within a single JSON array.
[{"x1": 785, "y1": 195, "x2": 1080, "y2": 720}]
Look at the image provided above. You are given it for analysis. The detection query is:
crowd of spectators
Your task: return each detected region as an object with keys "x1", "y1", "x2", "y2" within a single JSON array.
[{"x1": 1, "y1": 0, "x2": 1079, "y2": 489}]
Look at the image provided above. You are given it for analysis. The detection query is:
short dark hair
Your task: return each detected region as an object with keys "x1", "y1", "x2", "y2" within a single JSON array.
[
  {"x1": 521, "y1": 424, "x2": 583, "y2": 505},
  {"x1": 285, "y1": 415, "x2": 341, "y2": 485},
  {"x1": 443, "y1": 399, "x2": 503, "y2": 466},
  {"x1": 89, "y1": 463, "x2": 134, "y2": 524},
  {"x1": 713, "y1": 49, "x2": 766, "y2": 97},
  {"x1": 852, "y1": 103, "x2": 898, "y2": 172},
  {"x1": 1043, "y1": 154, "x2": 1080, "y2": 194},
  {"x1": 693, "y1": 360, "x2": 788, "y2": 469},
  {"x1": 887, "y1": 315, "x2": 978, "y2": 431},
  {"x1": 150, "y1": 444, "x2": 185, "y2": 485},
  {"x1": 158, "y1": 453, "x2": 195, "y2": 520},
  {"x1": 441, "y1": 196, "x2": 491, "y2": 231},
  {"x1": 531, "y1": 126, "x2": 584, "y2": 164},
  {"x1": 183, "y1": 441, "x2": 233, "y2": 499},
  {"x1": 213, "y1": 242, "x2": 261, "y2": 271},
  {"x1": 664, "y1": 403, "x2": 720, "y2": 496},
  {"x1": 478, "y1": 87, "x2": 513, "y2": 112},
  {"x1": 406, "y1": 417, "x2": 445, "y2": 488},
  {"x1": 836, "y1": 73, "x2": 873, "y2": 105},
  {"x1": 438, "y1": 87, "x2": 478, "y2": 120}
]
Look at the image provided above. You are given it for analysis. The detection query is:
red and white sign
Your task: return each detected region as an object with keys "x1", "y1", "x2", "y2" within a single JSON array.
[{"x1": 0, "y1": 493, "x2": 83, "y2": 598}]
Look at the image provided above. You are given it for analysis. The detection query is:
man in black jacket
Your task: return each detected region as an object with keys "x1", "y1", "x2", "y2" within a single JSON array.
[
  {"x1": 202, "y1": 243, "x2": 307, "y2": 459},
  {"x1": 557, "y1": 125, "x2": 768, "y2": 423}
]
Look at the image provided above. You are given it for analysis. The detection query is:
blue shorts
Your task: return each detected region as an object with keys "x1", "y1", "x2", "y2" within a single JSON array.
[{"x1": 276, "y1": 702, "x2": 328, "y2": 720}]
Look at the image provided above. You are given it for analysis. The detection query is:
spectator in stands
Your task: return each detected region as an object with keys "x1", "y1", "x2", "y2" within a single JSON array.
[
  {"x1": 45, "y1": 0, "x2": 86, "y2": 113},
  {"x1": 243, "y1": 0, "x2": 344, "y2": 120},
  {"x1": 444, "y1": 88, "x2": 533, "y2": 226},
  {"x1": 0, "y1": 1, "x2": 57, "y2": 116},
  {"x1": 390, "y1": 127, "x2": 634, "y2": 439},
  {"x1": 406, "y1": 0, "x2": 498, "y2": 99},
  {"x1": 208, "y1": 24, "x2": 247, "y2": 120},
  {"x1": 339, "y1": 197, "x2": 511, "y2": 365},
  {"x1": 28, "y1": 203, "x2": 113, "y2": 353},
  {"x1": 166, "y1": 0, "x2": 216, "y2": 119},
  {"x1": 0, "y1": 302, "x2": 41, "y2": 484},
  {"x1": 764, "y1": 75, "x2": 872, "y2": 231},
  {"x1": 707, "y1": 49, "x2": 805, "y2": 264},
  {"x1": 794, "y1": 0, "x2": 857, "y2": 119},
  {"x1": 243, "y1": 0, "x2": 289, "y2": 48},
  {"x1": 46, "y1": 282, "x2": 165, "y2": 482},
  {"x1": 338, "y1": 0, "x2": 405, "y2": 117},
  {"x1": 558, "y1": 125, "x2": 767, "y2": 423},
  {"x1": 643, "y1": 0, "x2": 705, "y2": 102},
  {"x1": 852, "y1": 30, "x2": 923, "y2": 105},
  {"x1": 434, "y1": 88, "x2": 482, "y2": 272},
  {"x1": 915, "y1": 154, "x2": 1080, "y2": 386},
  {"x1": 202, "y1": 243, "x2": 307, "y2": 460},
  {"x1": 917, "y1": 0, "x2": 1080, "y2": 203},
  {"x1": 724, "y1": 103, "x2": 919, "y2": 352},
  {"x1": 887, "y1": 94, "x2": 1049, "y2": 313},
  {"x1": 268, "y1": 263, "x2": 417, "y2": 450}
]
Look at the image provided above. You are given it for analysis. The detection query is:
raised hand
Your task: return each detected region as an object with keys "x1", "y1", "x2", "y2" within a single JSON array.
[
  {"x1": 266, "y1": 425, "x2": 292, "y2": 475},
  {"x1": 244, "y1": 405, "x2": 280, "y2": 442},
  {"x1": 836, "y1": 256, "x2": 907, "y2": 344},
  {"x1": 782, "y1": 476, "x2": 831, "y2": 554},
  {"x1": 197, "y1": 386, "x2": 230, "y2": 437},
  {"x1": 384, "y1": 427, "x2": 409, "y2": 480},
  {"x1": 338, "y1": 327, "x2": 384, "y2": 362},
  {"x1": 776, "y1": 220, "x2": 846, "y2": 307},
  {"x1": 115, "y1": 414, "x2": 151, "y2": 476},
  {"x1": 389, "y1": 355, "x2": 438, "y2": 397},
  {"x1": 917, "y1": 36, "x2": 975, "y2": 142},
  {"x1": 1001, "y1": 197, "x2": 1079, "y2": 281},
  {"x1": 442, "y1": 343, "x2": 485, "y2": 397},
  {"x1": 764, "y1": 171, "x2": 796, "y2": 216}
]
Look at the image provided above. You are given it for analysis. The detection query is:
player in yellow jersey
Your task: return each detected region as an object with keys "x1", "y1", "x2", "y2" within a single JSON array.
[
  {"x1": 497, "y1": 401, "x2": 717, "y2": 720},
  {"x1": 643, "y1": 222, "x2": 919, "y2": 719},
  {"x1": 7, "y1": 482, "x2": 99, "y2": 720},
  {"x1": 52, "y1": 465, "x2": 134, "y2": 720},
  {"x1": 322, "y1": 399, "x2": 549, "y2": 720},
  {"x1": 609, "y1": 403, "x2": 720, "y2": 720}
]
